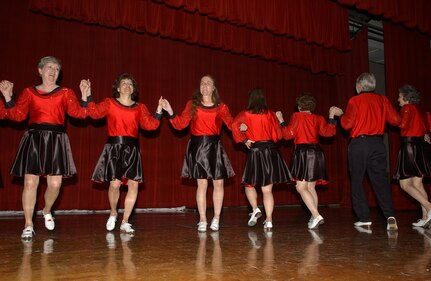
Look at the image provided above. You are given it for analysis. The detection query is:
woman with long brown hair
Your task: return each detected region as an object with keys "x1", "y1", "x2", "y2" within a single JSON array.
[{"x1": 162, "y1": 75, "x2": 234, "y2": 232}]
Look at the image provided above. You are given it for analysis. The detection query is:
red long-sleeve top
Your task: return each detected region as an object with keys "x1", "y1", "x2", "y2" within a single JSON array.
[
  {"x1": 88, "y1": 98, "x2": 160, "y2": 137},
  {"x1": 398, "y1": 104, "x2": 427, "y2": 137},
  {"x1": 232, "y1": 110, "x2": 282, "y2": 143},
  {"x1": 169, "y1": 100, "x2": 233, "y2": 135},
  {"x1": 281, "y1": 112, "x2": 336, "y2": 144},
  {"x1": 341, "y1": 92, "x2": 401, "y2": 138},
  {"x1": 4, "y1": 87, "x2": 87, "y2": 124}
]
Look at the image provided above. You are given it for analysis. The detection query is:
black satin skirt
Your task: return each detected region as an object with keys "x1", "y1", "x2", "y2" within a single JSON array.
[
  {"x1": 181, "y1": 135, "x2": 235, "y2": 180},
  {"x1": 92, "y1": 136, "x2": 143, "y2": 183},
  {"x1": 242, "y1": 141, "x2": 291, "y2": 187},
  {"x1": 393, "y1": 137, "x2": 431, "y2": 180},
  {"x1": 291, "y1": 143, "x2": 328, "y2": 185},
  {"x1": 10, "y1": 123, "x2": 76, "y2": 177}
]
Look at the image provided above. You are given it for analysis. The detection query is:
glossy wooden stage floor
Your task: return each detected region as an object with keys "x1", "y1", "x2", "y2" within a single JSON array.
[{"x1": 1, "y1": 207, "x2": 430, "y2": 281}]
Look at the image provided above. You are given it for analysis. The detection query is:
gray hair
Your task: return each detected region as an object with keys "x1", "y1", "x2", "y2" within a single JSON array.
[
  {"x1": 399, "y1": 84, "x2": 421, "y2": 104},
  {"x1": 37, "y1": 56, "x2": 62, "y2": 71},
  {"x1": 356, "y1": 72, "x2": 376, "y2": 92}
]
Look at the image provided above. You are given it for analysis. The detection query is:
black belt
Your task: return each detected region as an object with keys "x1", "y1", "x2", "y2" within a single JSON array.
[
  {"x1": 29, "y1": 123, "x2": 65, "y2": 133},
  {"x1": 191, "y1": 135, "x2": 219, "y2": 142},
  {"x1": 356, "y1": 134, "x2": 383, "y2": 139},
  {"x1": 107, "y1": 136, "x2": 139, "y2": 146},
  {"x1": 401, "y1": 136, "x2": 424, "y2": 143},
  {"x1": 250, "y1": 140, "x2": 276, "y2": 150}
]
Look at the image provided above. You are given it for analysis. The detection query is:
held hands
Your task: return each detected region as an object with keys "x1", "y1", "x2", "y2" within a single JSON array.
[
  {"x1": 245, "y1": 139, "x2": 255, "y2": 149},
  {"x1": 0, "y1": 80, "x2": 14, "y2": 102},
  {"x1": 157, "y1": 96, "x2": 163, "y2": 113},
  {"x1": 154, "y1": 97, "x2": 173, "y2": 115},
  {"x1": 79, "y1": 79, "x2": 91, "y2": 100},
  {"x1": 329, "y1": 106, "x2": 343, "y2": 119},
  {"x1": 161, "y1": 98, "x2": 174, "y2": 115},
  {"x1": 276, "y1": 111, "x2": 284, "y2": 123},
  {"x1": 425, "y1": 134, "x2": 431, "y2": 144}
]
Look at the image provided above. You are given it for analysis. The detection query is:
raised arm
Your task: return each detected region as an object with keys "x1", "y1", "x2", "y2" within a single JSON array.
[
  {"x1": 318, "y1": 116, "x2": 336, "y2": 137},
  {"x1": 87, "y1": 98, "x2": 110, "y2": 119},
  {"x1": 65, "y1": 88, "x2": 88, "y2": 119},
  {"x1": 138, "y1": 103, "x2": 161, "y2": 131},
  {"x1": 0, "y1": 80, "x2": 13, "y2": 103},
  {"x1": 384, "y1": 96, "x2": 401, "y2": 126},
  {"x1": 164, "y1": 99, "x2": 193, "y2": 130},
  {"x1": 340, "y1": 100, "x2": 357, "y2": 131},
  {"x1": 0, "y1": 80, "x2": 12, "y2": 119},
  {"x1": 65, "y1": 78, "x2": 94, "y2": 119},
  {"x1": 318, "y1": 106, "x2": 342, "y2": 137},
  {"x1": 0, "y1": 81, "x2": 30, "y2": 122},
  {"x1": 82, "y1": 80, "x2": 113, "y2": 120}
]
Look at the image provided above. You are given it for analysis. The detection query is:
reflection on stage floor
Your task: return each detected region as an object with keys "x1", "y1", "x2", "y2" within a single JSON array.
[{"x1": 1, "y1": 207, "x2": 430, "y2": 280}]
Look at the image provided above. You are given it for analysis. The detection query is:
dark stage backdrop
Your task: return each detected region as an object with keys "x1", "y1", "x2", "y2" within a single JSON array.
[{"x1": 0, "y1": 1, "x2": 430, "y2": 212}]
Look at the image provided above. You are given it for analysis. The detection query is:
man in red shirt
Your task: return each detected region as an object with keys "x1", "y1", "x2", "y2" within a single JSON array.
[{"x1": 341, "y1": 72, "x2": 401, "y2": 231}]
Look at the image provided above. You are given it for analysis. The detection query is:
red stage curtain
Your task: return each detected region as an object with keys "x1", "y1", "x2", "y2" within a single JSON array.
[
  {"x1": 384, "y1": 21, "x2": 431, "y2": 210},
  {"x1": 338, "y1": 0, "x2": 431, "y2": 35},
  {"x1": 154, "y1": 0, "x2": 351, "y2": 50},
  {"x1": 28, "y1": 0, "x2": 350, "y2": 75},
  {"x1": 0, "y1": 0, "x2": 361, "y2": 211},
  {"x1": 2, "y1": 1, "x2": 429, "y2": 212}
]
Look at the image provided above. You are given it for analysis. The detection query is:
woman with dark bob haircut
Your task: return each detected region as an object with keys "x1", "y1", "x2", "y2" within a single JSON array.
[
  {"x1": 393, "y1": 84, "x2": 431, "y2": 228},
  {"x1": 277, "y1": 93, "x2": 343, "y2": 230},
  {"x1": 81, "y1": 73, "x2": 163, "y2": 234},
  {"x1": 232, "y1": 88, "x2": 291, "y2": 231}
]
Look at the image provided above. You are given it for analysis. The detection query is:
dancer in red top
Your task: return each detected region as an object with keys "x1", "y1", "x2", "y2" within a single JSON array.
[
  {"x1": 82, "y1": 73, "x2": 162, "y2": 234},
  {"x1": 232, "y1": 88, "x2": 291, "y2": 231},
  {"x1": 393, "y1": 85, "x2": 431, "y2": 227},
  {"x1": 341, "y1": 72, "x2": 401, "y2": 231},
  {"x1": 277, "y1": 93, "x2": 342, "y2": 229},
  {"x1": 0, "y1": 56, "x2": 90, "y2": 239},
  {"x1": 162, "y1": 75, "x2": 234, "y2": 232}
]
